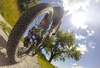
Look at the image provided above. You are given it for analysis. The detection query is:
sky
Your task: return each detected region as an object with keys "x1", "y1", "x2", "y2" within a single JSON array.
[{"x1": 39, "y1": 0, "x2": 100, "y2": 68}]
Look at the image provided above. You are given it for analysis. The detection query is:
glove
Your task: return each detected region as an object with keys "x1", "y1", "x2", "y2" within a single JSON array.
[{"x1": 52, "y1": 33, "x2": 56, "y2": 35}]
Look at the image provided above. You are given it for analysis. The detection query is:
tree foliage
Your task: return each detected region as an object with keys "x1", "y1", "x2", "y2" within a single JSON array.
[
  {"x1": 43, "y1": 30, "x2": 82, "y2": 63},
  {"x1": 17, "y1": 0, "x2": 41, "y2": 12}
]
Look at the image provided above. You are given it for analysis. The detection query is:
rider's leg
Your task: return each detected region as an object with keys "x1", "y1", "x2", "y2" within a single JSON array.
[
  {"x1": 35, "y1": 14, "x2": 48, "y2": 32},
  {"x1": 35, "y1": 18, "x2": 46, "y2": 32},
  {"x1": 45, "y1": 18, "x2": 58, "y2": 41},
  {"x1": 38, "y1": 18, "x2": 46, "y2": 26},
  {"x1": 48, "y1": 25, "x2": 55, "y2": 37},
  {"x1": 45, "y1": 25, "x2": 56, "y2": 42}
]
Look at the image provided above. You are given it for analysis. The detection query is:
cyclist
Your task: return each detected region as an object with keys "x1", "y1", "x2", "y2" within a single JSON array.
[
  {"x1": 24, "y1": 6, "x2": 64, "y2": 47},
  {"x1": 37, "y1": 6, "x2": 64, "y2": 41}
]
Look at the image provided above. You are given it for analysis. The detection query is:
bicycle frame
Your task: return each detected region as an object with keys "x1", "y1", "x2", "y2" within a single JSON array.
[{"x1": 25, "y1": 25, "x2": 49, "y2": 55}]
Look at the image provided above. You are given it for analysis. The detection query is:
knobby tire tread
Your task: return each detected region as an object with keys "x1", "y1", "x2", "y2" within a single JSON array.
[{"x1": 7, "y1": 3, "x2": 53, "y2": 63}]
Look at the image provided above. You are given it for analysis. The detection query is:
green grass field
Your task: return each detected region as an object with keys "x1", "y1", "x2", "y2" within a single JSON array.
[
  {"x1": 37, "y1": 53, "x2": 57, "y2": 68},
  {"x1": 0, "y1": 22, "x2": 12, "y2": 35},
  {"x1": 0, "y1": 0, "x2": 20, "y2": 27}
]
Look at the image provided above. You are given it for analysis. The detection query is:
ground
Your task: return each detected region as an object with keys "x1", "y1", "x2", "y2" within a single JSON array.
[{"x1": 0, "y1": 14, "x2": 40, "y2": 68}]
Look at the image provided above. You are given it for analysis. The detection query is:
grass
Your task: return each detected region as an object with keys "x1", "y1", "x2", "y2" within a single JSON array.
[
  {"x1": 0, "y1": 22, "x2": 12, "y2": 34},
  {"x1": 0, "y1": 0, "x2": 20, "y2": 27},
  {"x1": 0, "y1": 0, "x2": 25, "y2": 41},
  {"x1": 37, "y1": 53, "x2": 57, "y2": 68},
  {"x1": 21, "y1": 37, "x2": 24, "y2": 42}
]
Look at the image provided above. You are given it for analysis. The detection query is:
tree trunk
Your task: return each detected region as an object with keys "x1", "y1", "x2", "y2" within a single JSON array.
[{"x1": 48, "y1": 55, "x2": 54, "y2": 63}]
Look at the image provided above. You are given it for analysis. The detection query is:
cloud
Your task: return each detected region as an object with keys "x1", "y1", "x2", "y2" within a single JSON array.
[
  {"x1": 84, "y1": 40, "x2": 86, "y2": 42},
  {"x1": 75, "y1": 34, "x2": 86, "y2": 40},
  {"x1": 51, "y1": 62, "x2": 61, "y2": 68},
  {"x1": 89, "y1": 41, "x2": 95, "y2": 49},
  {"x1": 95, "y1": 0, "x2": 100, "y2": 3},
  {"x1": 75, "y1": 29, "x2": 94, "y2": 41},
  {"x1": 52, "y1": 2, "x2": 55, "y2": 4},
  {"x1": 58, "y1": 2, "x2": 63, "y2": 5},
  {"x1": 86, "y1": 29, "x2": 95, "y2": 36},
  {"x1": 61, "y1": 0, "x2": 91, "y2": 15},
  {"x1": 71, "y1": 63, "x2": 83, "y2": 68},
  {"x1": 71, "y1": 66, "x2": 83, "y2": 68},
  {"x1": 88, "y1": 17, "x2": 92, "y2": 21},
  {"x1": 71, "y1": 63, "x2": 77, "y2": 66},
  {"x1": 81, "y1": 25, "x2": 88, "y2": 29},
  {"x1": 46, "y1": 56, "x2": 49, "y2": 60},
  {"x1": 76, "y1": 44, "x2": 88, "y2": 54}
]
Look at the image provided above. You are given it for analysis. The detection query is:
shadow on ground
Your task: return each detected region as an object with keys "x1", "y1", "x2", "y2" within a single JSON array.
[{"x1": 0, "y1": 35, "x2": 13, "y2": 66}]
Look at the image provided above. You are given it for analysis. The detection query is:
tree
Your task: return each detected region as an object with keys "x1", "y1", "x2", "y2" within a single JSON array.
[
  {"x1": 17, "y1": 0, "x2": 41, "y2": 12},
  {"x1": 43, "y1": 30, "x2": 82, "y2": 63}
]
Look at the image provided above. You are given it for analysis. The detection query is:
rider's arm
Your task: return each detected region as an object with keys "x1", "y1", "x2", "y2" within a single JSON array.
[{"x1": 54, "y1": 24, "x2": 61, "y2": 34}]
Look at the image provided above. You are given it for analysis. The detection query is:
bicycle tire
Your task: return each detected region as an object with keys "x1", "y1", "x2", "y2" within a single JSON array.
[{"x1": 7, "y1": 3, "x2": 53, "y2": 63}]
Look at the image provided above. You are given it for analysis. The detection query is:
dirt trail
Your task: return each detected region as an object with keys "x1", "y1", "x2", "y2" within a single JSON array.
[{"x1": 0, "y1": 14, "x2": 40, "y2": 68}]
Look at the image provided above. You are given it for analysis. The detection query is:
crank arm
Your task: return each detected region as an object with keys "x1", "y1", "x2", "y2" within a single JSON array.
[{"x1": 25, "y1": 40, "x2": 37, "y2": 55}]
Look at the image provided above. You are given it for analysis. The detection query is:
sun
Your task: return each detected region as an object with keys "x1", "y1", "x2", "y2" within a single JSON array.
[{"x1": 71, "y1": 12, "x2": 86, "y2": 28}]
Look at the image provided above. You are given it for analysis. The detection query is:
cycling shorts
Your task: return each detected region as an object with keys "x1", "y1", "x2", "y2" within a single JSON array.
[{"x1": 43, "y1": 7, "x2": 64, "y2": 27}]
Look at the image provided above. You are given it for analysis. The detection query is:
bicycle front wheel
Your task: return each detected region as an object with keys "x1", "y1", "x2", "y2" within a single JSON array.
[{"x1": 7, "y1": 3, "x2": 53, "y2": 63}]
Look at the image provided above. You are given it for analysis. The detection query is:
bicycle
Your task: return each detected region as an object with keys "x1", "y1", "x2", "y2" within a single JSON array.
[{"x1": 7, "y1": 3, "x2": 54, "y2": 63}]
